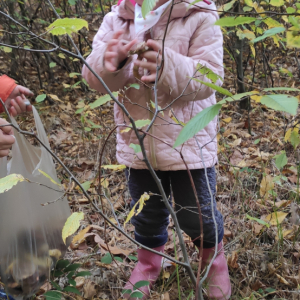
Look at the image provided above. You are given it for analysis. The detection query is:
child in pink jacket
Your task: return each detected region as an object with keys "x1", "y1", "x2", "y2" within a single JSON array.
[{"x1": 82, "y1": 0, "x2": 231, "y2": 298}]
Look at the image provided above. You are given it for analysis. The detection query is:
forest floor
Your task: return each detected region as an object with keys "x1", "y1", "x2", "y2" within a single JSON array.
[{"x1": 1, "y1": 12, "x2": 300, "y2": 300}]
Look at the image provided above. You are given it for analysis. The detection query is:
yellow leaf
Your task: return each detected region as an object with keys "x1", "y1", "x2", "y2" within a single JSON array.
[
  {"x1": 171, "y1": 116, "x2": 186, "y2": 126},
  {"x1": 263, "y1": 17, "x2": 284, "y2": 28},
  {"x1": 272, "y1": 35, "x2": 280, "y2": 47},
  {"x1": 275, "y1": 273, "x2": 290, "y2": 285},
  {"x1": 38, "y1": 169, "x2": 61, "y2": 186},
  {"x1": 62, "y1": 212, "x2": 84, "y2": 244},
  {"x1": 260, "y1": 175, "x2": 274, "y2": 199},
  {"x1": 58, "y1": 53, "x2": 66, "y2": 59},
  {"x1": 282, "y1": 16, "x2": 289, "y2": 23},
  {"x1": 72, "y1": 225, "x2": 91, "y2": 244},
  {"x1": 287, "y1": 31, "x2": 300, "y2": 48},
  {"x1": 136, "y1": 193, "x2": 150, "y2": 215},
  {"x1": 0, "y1": 174, "x2": 25, "y2": 194},
  {"x1": 124, "y1": 192, "x2": 150, "y2": 226},
  {"x1": 222, "y1": 117, "x2": 232, "y2": 123},
  {"x1": 121, "y1": 127, "x2": 131, "y2": 133},
  {"x1": 101, "y1": 178, "x2": 109, "y2": 188},
  {"x1": 264, "y1": 211, "x2": 288, "y2": 226},
  {"x1": 102, "y1": 164, "x2": 126, "y2": 171},
  {"x1": 244, "y1": 0, "x2": 254, "y2": 7},
  {"x1": 3, "y1": 46, "x2": 12, "y2": 53},
  {"x1": 250, "y1": 44, "x2": 256, "y2": 56},
  {"x1": 284, "y1": 128, "x2": 292, "y2": 142},
  {"x1": 251, "y1": 94, "x2": 262, "y2": 103},
  {"x1": 49, "y1": 94, "x2": 63, "y2": 102},
  {"x1": 253, "y1": 2, "x2": 265, "y2": 15}
]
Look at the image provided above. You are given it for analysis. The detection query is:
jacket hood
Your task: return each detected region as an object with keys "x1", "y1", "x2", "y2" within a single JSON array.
[{"x1": 114, "y1": 0, "x2": 218, "y2": 21}]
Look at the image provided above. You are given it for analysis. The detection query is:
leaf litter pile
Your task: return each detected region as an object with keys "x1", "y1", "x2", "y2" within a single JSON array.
[{"x1": 1, "y1": 17, "x2": 300, "y2": 300}]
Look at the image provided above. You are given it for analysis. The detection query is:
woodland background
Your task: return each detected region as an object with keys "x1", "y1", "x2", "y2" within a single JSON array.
[{"x1": 1, "y1": 0, "x2": 300, "y2": 299}]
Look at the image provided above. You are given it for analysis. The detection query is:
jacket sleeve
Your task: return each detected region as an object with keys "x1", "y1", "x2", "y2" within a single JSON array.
[
  {"x1": 82, "y1": 12, "x2": 133, "y2": 94},
  {"x1": 158, "y1": 12, "x2": 224, "y2": 101},
  {"x1": 0, "y1": 75, "x2": 17, "y2": 112}
]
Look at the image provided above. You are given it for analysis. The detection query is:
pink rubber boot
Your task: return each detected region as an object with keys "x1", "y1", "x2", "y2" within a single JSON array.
[
  {"x1": 202, "y1": 242, "x2": 231, "y2": 300},
  {"x1": 123, "y1": 245, "x2": 165, "y2": 299}
]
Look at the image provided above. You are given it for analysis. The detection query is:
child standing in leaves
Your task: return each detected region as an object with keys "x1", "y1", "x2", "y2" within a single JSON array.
[
  {"x1": 82, "y1": 0, "x2": 231, "y2": 298},
  {"x1": 0, "y1": 75, "x2": 33, "y2": 158}
]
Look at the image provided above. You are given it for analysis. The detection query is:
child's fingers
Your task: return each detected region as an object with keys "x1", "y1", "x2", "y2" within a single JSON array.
[
  {"x1": 0, "y1": 133, "x2": 15, "y2": 148},
  {"x1": 10, "y1": 99, "x2": 22, "y2": 116},
  {"x1": 104, "y1": 61, "x2": 117, "y2": 72},
  {"x1": 0, "y1": 119, "x2": 13, "y2": 135},
  {"x1": 134, "y1": 60, "x2": 157, "y2": 72},
  {"x1": 141, "y1": 74, "x2": 157, "y2": 83},
  {"x1": 146, "y1": 40, "x2": 161, "y2": 52},
  {"x1": 123, "y1": 39, "x2": 137, "y2": 52},
  {"x1": 0, "y1": 149, "x2": 10, "y2": 157},
  {"x1": 141, "y1": 51, "x2": 161, "y2": 63},
  {"x1": 104, "y1": 52, "x2": 118, "y2": 59},
  {"x1": 112, "y1": 30, "x2": 124, "y2": 40}
]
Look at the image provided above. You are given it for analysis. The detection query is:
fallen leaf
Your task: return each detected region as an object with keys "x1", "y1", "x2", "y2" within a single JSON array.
[
  {"x1": 230, "y1": 149, "x2": 243, "y2": 165},
  {"x1": 83, "y1": 280, "x2": 97, "y2": 298},
  {"x1": 227, "y1": 251, "x2": 239, "y2": 269},
  {"x1": 263, "y1": 211, "x2": 288, "y2": 226},
  {"x1": 275, "y1": 200, "x2": 292, "y2": 208},
  {"x1": 72, "y1": 226, "x2": 91, "y2": 244},
  {"x1": 260, "y1": 175, "x2": 274, "y2": 199},
  {"x1": 49, "y1": 94, "x2": 63, "y2": 102},
  {"x1": 275, "y1": 273, "x2": 290, "y2": 285},
  {"x1": 75, "y1": 276, "x2": 85, "y2": 289},
  {"x1": 222, "y1": 117, "x2": 232, "y2": 123}
]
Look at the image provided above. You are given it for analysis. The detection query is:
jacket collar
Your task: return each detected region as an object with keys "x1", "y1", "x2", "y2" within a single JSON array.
[{"x1": 115, "y1": 0, "x2": 218, "y2": 22}]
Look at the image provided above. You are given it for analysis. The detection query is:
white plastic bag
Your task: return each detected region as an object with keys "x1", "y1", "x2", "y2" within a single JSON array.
[{"x1": 0, "y1": 107, "x2": 71, "y2": 299}]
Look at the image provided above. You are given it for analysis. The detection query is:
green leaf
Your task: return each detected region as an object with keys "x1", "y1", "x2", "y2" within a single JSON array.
[
  {"x1": 246, "y1": 214, "x2": 270, "y2": 228},
  {"x1": 68, "y1": 0, "x2": 77, "y2": 5},
  {"x1": 38, "y1": 169, "x2": 61, "y2": 186},
  {"x1": 214, "y1": 17, "x2": 256, "y2": 27},
  {"x1": 63, "y1": 286, "x2": 81, "y2": 295},
  {"x1": 64, "y1": 263, "x2": 82, "y2": 272},
  {"x1": 84, "y1": 127, "x2": 91, "y2": 132},
  {"x1": 101, "y1": 253, "x2": 113, "y2": 264},
  {"x1": 89, "y1": 92, "x2": 118, "y2": 109},
  {"x1": 51, "y1": 281, "x2": 62, "y2": 291},
  {"x1": 69, "y1": 72, "x2": 81, "y2": 78},
  {"x1": 129, "y1": 291, "x2": 144, "y2": 298},
  {"x1": 114, "y1": 256, "x2": 123, "y2": 262},
  {"x1": 76, "y1": 271, "x2": 91, "y2": 277},
  {"x1": 128, "y1": 83, "x2": 140, "y2": 90},
  {"x1": 49, "y1": 62, "x2": 56, "y2": 68},
  {"x1": 62, "y1": 212, "x2": 84, "y2": 244},
  {"x1": 81, "y1": 181, "x2": 91, "y2": 191},
  {"x1": 47, "y1": 18, "x2": 88, "y2": 35},
  {"x1": 44, "y1": 291, "x2": 62, "y2": 300},
  {"x1": 263, "y1": 87, "x2": 300, "y2": 92},
  {"x1": 243, "y1": 6, "x2": 253, "y2": 12},
  {"x1": 223, "y1": 0, "x2": 237, "y2": 11},
  {"x1": 141, "y1": 0, "x2": 159, "y2": 18},
  {"x1": 270, "y1": 0, "x2": 284, "y2": 6},
  {"x1": 252, "y1": 27, "x2": 285, "y2": 43},
  {"x1": 128, "y1": 255, "x2": 138, "y2": 261},
  {"x1": 68, "y1": 279, "x2": 77, "y2": 287},
  {"x1": 0, "y1": 174, "x2": 25, "y2": 194},
  {"x1": 260, "y1": 95, "x2": 298, "y2": 115},
  {"x1": 134, "y1": 280, "x2": 150, "y2": 288},
  {"x1": 174, "y1": 104, "x2": 222, "y2": 148},
  {"x1": 56, "y1": 259, "x2": 70, "y2": 270},
  {"x1": 286, "y1": 7, "x2": 296, "y2": 13},
  {"x1": 67, "y1": 271, "x2": 76, "y2": 279},
  {"x1": 219, "y1": 91, "x2": 258, "y2": 104},
  {"x1": 254, "y1": 139, "x2": 260, "y2": 144},
  {"x1": 129, "y1": 143, "x2": 142, "y2": 154},
  {"x1": 36, "y1": 94, "x2": 47, "y2": 103},
  {"x1": 188, "y1": 0, "x2": 205, "y2": 8},
  {"x1": 197, "y1": 64, "x2": 223, "y2": 84},
  {"x1": 2, "y1": 46, "x2": 12, "y2": 53},
  {"x1": 53, "y1": 270, "x2": 64, "y2": 277},
  {"x1": 291, "y1": 130, "x2": 300, "y2": 149},
  {"x1": 191, "y1": 79, "x2": 232, "y2": 96},
  {"x1": 122, "y1": 289, "x2": 132, "y2": 295},
  {"x1": 274, "y1": 152, "x2": 288, "y2": 170},
  {"x1": 134, "y1": 119, "x2": 151, "y2": 129},
  {"x1": 75, "y1": 107, "x2": 84, "y2": 114}
]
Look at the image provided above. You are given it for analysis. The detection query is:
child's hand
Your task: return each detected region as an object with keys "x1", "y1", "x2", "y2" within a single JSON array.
[
  {"x1": 134, "y1": 40, "x2": 162, "y2": 83},
  {"x1": 6, "y1": 85, "x2": 33, "y2": 117},
  {"x1": 0, "y1": 118, "x2": 15, "y2": 158},
  {"x1": 104, "y1": 30, "x2": 137, "y2": 72}
]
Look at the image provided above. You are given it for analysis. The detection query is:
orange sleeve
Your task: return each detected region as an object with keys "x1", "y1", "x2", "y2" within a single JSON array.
[{"x1": 0, "y1": 75, "x2": 17, "y2": 112}]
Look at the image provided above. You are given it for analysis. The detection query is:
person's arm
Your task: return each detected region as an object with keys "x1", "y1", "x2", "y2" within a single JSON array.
[
  {"x1": 82, "y1": 14, "x2": 136, "y2": 93},
  {"x1": 0, "y1": 75, "x2": 33, "y2": 116},
  {"x1": 157, "y1": 12, "x2": 223, "y2": 100},
  {"x1": 0, "y1": 118, "x2": 15, "y2": 158}
]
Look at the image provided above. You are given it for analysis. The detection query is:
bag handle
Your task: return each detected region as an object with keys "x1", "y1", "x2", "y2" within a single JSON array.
[
  {"x1": 0, "y1": 157, "x2": 7, "y2": 178},
  {"x1": 32, "y1": 106, "x2": 50, "y2": 148}
]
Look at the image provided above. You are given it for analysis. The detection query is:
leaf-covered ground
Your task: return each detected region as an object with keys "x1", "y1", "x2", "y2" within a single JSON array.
[{"x1": 1, "y1": 12, "x2": 300, "y2": 300}]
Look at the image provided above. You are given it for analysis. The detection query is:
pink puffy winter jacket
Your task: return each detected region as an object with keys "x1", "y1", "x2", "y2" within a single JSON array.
[{"x1": 82, "y1": 0, "x2": 224, "y2": 171}]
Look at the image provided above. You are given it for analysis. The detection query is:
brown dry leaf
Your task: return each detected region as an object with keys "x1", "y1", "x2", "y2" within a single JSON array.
[
  {"x1": 101, "y1": 178, "x2": 109, "y2": 188},
  {"x1": 91, "y1": 233, "x2": 131, "y2": 256},
  {"x1": 224, "y1": 229, "x2": 233, "y2": 238},
  {"x1": 90, "y1": 224, "x2": 105, "y2": 231},
  {"x1": 251, "y1": 280, "x2": 266, "y2": 291},
  {"x1": 49, "y1": 94, "x2": 63, "y2": 102},
  {"x1": 288, "y1": 175, "x2": 298, "y2": 184},
  {"x1": 227, "y1": 251, "x2": 239, "y2": 269},
  {"x1": 263, "y1": 211, "x2": 288, "y2": 226},
  {"x1": 83, "y1": 280, "x2": 98, "y2": 298},
  {"x1": 75, "y1": 276, "x2": 85, "y2": 289},
  {"x1": 95, "y1": 261, "x2": 112, "y2": 269},
  {"x1": 253, "y1": 224, "x2": 264, "y2": 235},
  {"x1": 230, "y1": 149, "x2": 243, "y2": 165},
  {"x1": 39, "y1": 282, "x2": 52, "y2": 293},
  {"x1": 72, "y1": 226, "x2": 91, "y2": 244},
  {"x1": 275, "y1": 200, "x2": 292, "y2": 208},
  {"x1": 275, "y1": 273, "x2": 290, "y2": 285},
  {"x1": 260, "y1": 175, "x2": 274, "y2": 199},
  {"x1": 268, "y1": 263, "x2": 276, "y2": 275}
]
